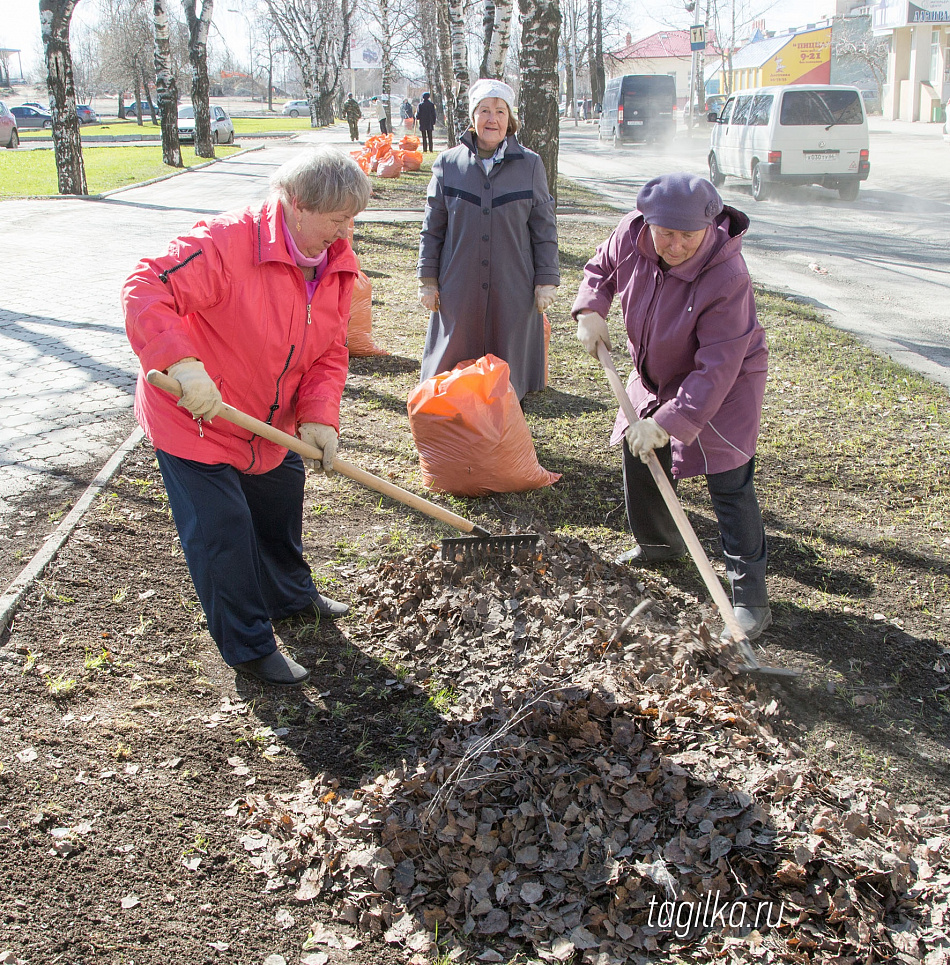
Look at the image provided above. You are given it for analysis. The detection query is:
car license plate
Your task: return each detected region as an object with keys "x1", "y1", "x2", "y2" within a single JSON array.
[
  {"x1": 805, "y1": 151, "x2": 837, "y2": 161},
  {"x1": 626, "y1": 120, "x2": 644, "y2": 126}
]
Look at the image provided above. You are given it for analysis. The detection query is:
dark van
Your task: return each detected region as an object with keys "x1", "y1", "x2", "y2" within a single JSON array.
[{"x1": 599, "y1": 74, "x2": 677, "y2": 146}]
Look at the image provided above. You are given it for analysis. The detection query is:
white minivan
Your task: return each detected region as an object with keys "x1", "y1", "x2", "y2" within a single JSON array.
[{"x1": 707, "y1": 85, "x2": 870, "y2": 201}]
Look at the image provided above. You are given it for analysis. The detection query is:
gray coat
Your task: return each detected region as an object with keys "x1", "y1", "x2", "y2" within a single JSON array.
[{"x1": 417, "y1": 131, "x2": 560, "y2": 399}]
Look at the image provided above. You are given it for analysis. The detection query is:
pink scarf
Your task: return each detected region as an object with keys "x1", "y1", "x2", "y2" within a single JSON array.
[{"x1": 281, "y1": 210, "x2": 328, "y2": 299}]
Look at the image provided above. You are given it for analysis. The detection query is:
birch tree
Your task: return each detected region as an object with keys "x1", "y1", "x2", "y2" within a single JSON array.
[
  {"x1": 264, "y1": 0, "x2": 353, "y2": 127},
  {"x1": 182, "y1": 0, "x2": 215, "y2": 158},
  {"x1": 153, "y1": 0, "x2": 182, "y2": 166},
  {"x1": 435, "y1": 0, "x2": 458, "y2": 145},
  {"x1": 480, "y1": 0, "x2": 513, "y2": 79},
  {"x1": 40, "y1": 0, "x2": 88, "y2": 195},
  {"x1": 447, "y1": 0, "x2": 469, "y2": 138},
  {"x1": 517, "y1": 0, "x2": 560, "y2": 201},
  {"x1": 587, "y1": 0, "x2": 604, "y2": 110}
]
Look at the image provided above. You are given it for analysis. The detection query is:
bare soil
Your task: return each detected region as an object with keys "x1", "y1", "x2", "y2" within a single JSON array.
[{"x1": 1, "y1": 208, "x2": 948, "y2": 965}]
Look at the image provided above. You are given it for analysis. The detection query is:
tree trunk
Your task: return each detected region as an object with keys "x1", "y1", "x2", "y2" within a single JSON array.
[
  {"x1": 588, "y1": 0, "x2": 604, "y2": 110},
  {"x1": 435, "y1": 0, "x2": 457, "y2": 145},
  {"x1": 517, "y1": 0, "x2": 560, "y2": 202},
  {"x1": 153, "y1": 0, "x2": 182, "y2": 167},
  {"x1": 480, "y1": 0, "x2": 495, "y2": 78},
  {"x1": 447, "y1": 0, "x2": 469, "y2": 138},
  {"x1": 487, "y1": 0, "x2": 512, "y2": 79},
  {"x1": 183, "y1": 0, "x2": 215, "y2": 158},
  {"x1": 40, "y1": 0, "x2": 88, "y2": 196}
]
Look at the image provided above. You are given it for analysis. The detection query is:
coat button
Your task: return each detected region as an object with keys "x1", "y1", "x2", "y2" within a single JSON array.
[
  {"x1": 482, "y1": 259, "x2": 489, "y2": 266},
  {"x1": 482, "y1": 234, "x2": 489, "y2": 241},
  {"x1": 484, "y1": 182, "x2": 491, "y2": 189},
  {"x1": 482, "y1": 207, "x2": 489, "y2": 214},
  {"x1": 482, "y1": 282, "x2": 488, "y2": 289}
]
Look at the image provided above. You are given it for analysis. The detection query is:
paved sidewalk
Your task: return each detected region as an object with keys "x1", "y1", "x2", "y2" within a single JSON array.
[{"x1": 0, "y1": 127, "x2": 413, "y2": 580}]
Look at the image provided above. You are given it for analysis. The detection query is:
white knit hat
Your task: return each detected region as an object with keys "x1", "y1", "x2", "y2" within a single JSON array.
[{"x1": 468, "y1": 79, "x2": 516, "y2": 120}]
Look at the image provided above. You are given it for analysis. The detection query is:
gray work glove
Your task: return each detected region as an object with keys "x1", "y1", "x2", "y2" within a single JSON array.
[
  {"x1": 167, "y1": 357, "x2": 223, "y2": 420},
  {"x1": 299, "y1": 423, "x2": 338, "y2": 473},
  {"x1": 625, "y1": 417, "x2": 670, "y2": 462},
  {"x1": 534, "y1": 284, "x2": 558, "y2": 312},
  {"x1": 418, "y1": 278, "x2": 440, "y2": 312},
  {"x1": 576, "y1": 311, "x2": 612, "y2": 357}
]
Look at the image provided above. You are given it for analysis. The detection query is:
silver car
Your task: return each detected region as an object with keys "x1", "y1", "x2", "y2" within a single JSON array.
[
  {"x1": 282, "y1": 100, "x2": 309, "y2": 117},
  {"x1": 177, "y1": 104, "x2": 235, "y2": 144}
]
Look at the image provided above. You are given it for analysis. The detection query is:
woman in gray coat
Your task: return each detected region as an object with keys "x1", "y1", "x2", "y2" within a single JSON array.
[{"x1": 417, "y1": 79, "x2": 560, "y2": 401}]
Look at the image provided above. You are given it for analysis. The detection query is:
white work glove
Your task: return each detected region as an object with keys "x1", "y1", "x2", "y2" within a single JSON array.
[
  {"x1": 575, "y1": 311, "x2": 612, "y2": 357},
  {"x1": 625, "y1": 417, "x2": 670, "y2": 462},
  {"x1": 534, "y1": 285, "x2": 557, "y2": 312},
  {"x1": 167, "y1": 357, "x2": 223, "y2": 421},
  {"x1": 418, "y1": 278, "x2": 440, "y2": 312},
  {"x1": 299, "y1": 423, "x2": 338, "y2": 473}
]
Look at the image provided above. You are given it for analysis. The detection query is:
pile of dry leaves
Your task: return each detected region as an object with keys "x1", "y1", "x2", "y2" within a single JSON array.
[{"x1": 232, "y1": 535, "x2": 950, "y2": 964}]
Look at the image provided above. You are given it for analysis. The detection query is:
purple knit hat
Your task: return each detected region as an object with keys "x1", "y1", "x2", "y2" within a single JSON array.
[{"x1": 636, "y1": 173, "x2": 723, "y2": 231}]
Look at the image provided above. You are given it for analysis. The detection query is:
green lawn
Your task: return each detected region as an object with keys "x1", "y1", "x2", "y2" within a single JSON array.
[
  {"x1": 0, "y1": 144, "x2": 242, "y2": 196},
  {"x1": 15, "y1": 114, "x2": 321, "y2": 140}
]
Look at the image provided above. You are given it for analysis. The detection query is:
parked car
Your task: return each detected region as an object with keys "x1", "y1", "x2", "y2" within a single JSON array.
[
  {"x1": 705, "y1": 94, "x2": 727, "y2": 114},
  {"x1": 11, "y1": 105, "x2": 53, "y2": 129},
  {"x1": 0, "y1": 100, "x2": 18, "y2": 148},
  {"x1": 124, "y1": 100, "x2": 156, "y2": 118},
  {"x1": 76, "y1": 104, "x2": 99, "y2": 124},
  {"x1": 860, "y1": 88, "x2": 881, "y2": 115},
  {"x1": 177, "y1": 104, "x2": 235, "y2": 144},
  {"x1": 707, "y1": 84, "x2": 869, "y2": 201},
  {"x1": 282, "y1": 99, "x2": 309, "y2": 117}
]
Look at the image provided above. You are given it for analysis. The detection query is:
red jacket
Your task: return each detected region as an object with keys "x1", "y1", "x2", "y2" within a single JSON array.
[
  {"x1": 123, "y1": 199, "x2": 358, "y2": 473},
  {"x1": 572, "y1": 207, "x2": 768, "y2": 479}
]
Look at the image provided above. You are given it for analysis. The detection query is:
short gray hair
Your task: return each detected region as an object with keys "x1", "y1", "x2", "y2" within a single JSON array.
[{"x1": 270, "y1": 146, "x2": 372, "y2": 215}]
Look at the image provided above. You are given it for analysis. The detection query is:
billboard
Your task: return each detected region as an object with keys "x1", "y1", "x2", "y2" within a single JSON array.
[
  {"x1": 350, "y1": 37, "x2": 382, "y2": 68},
  {"x1": 761, "y1": 27, "x2": 832, "y2": 86},
  {"x1": 873, "y1": 0, "x2": 950, "y2": 28}
]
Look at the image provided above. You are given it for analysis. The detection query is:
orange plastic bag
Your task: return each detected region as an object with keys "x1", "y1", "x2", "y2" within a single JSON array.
[
  {"x1": 399, "y1": 135, "x2": 420, "y2": 151},
  {"x1": 377, "y1": 153, "x2": 402, "y2": 178},
  {"x1": 401, "y1": 150, "x2": 423, "y2": 171},
  {"x1": 352, "y1": 152, "x2": 371, "y2": 173},
  {"x1": 347, "y1": 271, "x2": 388, "y2": 357},
  {"x1": 407, "y1": 355, "x2": 561, "y2": 497}
]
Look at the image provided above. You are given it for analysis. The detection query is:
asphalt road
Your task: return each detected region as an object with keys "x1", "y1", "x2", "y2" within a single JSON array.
[{"x1": 558, "y1": 117, "x2": 950, "y2": 392}]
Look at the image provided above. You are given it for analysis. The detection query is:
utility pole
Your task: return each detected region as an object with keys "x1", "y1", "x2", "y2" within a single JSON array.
[{"x1": 228, "y1": 7, "x2": 254, "y2": 98}]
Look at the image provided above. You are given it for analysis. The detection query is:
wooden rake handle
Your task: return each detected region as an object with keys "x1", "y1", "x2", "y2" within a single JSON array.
[
  {"x1": 595, "y1": 343, "x2": 752, "y2": 649},
  {"x1": 145, "y1": 369, "x2": 487, "y2": 537}
]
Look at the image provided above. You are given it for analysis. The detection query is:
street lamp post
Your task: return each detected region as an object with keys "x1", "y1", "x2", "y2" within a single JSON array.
[{"x1": 228, "y1": 7, "x2": 255, "y2": 99}]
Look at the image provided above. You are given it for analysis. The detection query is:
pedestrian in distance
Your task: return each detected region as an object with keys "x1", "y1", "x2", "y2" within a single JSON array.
[
  {"x1": 415, "y1": 91, "x2": 436, "y2": 152},
  {"x1": 573, "y1": 172, "x2": 772, "y2": 643},
  {"x1": 343, "y1": 92, "x2": 362, "y2": 141},
  {"x1": 401, "y1": 97, "x2": 414, "y2": 130},
  {"x1": 417, "y1": 78, "x2": 560, "y2": 401},
  {"x1": 373, "y1": 95, "x2": 388, "y2": 134},
  {"x1": 122, "y1": 147, "x2": 373, "y2": 686}
]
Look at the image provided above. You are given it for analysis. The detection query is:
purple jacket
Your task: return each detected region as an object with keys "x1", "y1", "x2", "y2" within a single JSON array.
[{"x1": 572, "y1": 206, "x2": 767, "y2": 479}]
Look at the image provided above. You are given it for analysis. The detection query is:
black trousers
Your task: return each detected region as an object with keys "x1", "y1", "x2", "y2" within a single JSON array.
[
  {"x1": 420, "y1": 127, "x2": 433, "y2": 152},
  {"x1": 622, "y1": 440, "x2": 768, "y2": 607},
  {"x1": 379, "y1": 117, "x2": 388, "y2": 134}
]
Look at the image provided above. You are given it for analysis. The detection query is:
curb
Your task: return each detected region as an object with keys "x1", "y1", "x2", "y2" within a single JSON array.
[{"x1": 0, "y1": 426, "x2": 145, "y2": 636}]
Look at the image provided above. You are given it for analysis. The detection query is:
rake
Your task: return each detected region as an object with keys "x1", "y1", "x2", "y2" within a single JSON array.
[{"x1": 146, "y1": 370, "x2": 538, "y2": 562}]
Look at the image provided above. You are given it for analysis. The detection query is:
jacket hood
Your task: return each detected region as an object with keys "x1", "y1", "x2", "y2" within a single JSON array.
[{"x1": 634, "y1": 203, "x2": 749, "y2": 281}]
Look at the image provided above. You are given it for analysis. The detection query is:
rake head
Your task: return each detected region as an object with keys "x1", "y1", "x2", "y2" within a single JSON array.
[{"x1": 441, "y1": 533, "x2": 541, "y2": 563}]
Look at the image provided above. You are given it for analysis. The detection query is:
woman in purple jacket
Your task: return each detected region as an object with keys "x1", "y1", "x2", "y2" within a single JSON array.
[{"x1": 573, "y1": 173, "x2": 771, "y2": 642}]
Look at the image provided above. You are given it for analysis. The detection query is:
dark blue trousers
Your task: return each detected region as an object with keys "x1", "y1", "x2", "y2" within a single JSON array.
[
  {"x1": 622, "y1": 441, "x2": 769, "y2": 607},
  {"x1": 156, "y1": 449, "x2": 319, "y2": 666}
]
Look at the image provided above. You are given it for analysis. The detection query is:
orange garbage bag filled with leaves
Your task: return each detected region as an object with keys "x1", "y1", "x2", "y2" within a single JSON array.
[
  {"x1": 377, "y1": 152, "x2": 402, "y2": 178},
  {"x1": 399, "y1": 134, "x2": 420, "y2": 151},
  {"x1": 407, "y1": 355, "x2": 561, "y2": 497},
  {"x1": 347, "y1": 271, "x2": 388, "y2": 357},
  {"x1": 401, "y1": 150, "x2": 423, "y2": 171}
]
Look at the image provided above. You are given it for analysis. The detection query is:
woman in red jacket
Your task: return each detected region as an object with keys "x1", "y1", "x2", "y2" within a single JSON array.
[
  {"x1": 573, "y1": 173, "x2": 771, "y2": 643},
  {"x1": 123, "y1": 147, "x2": 371, "y2": 685}
]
